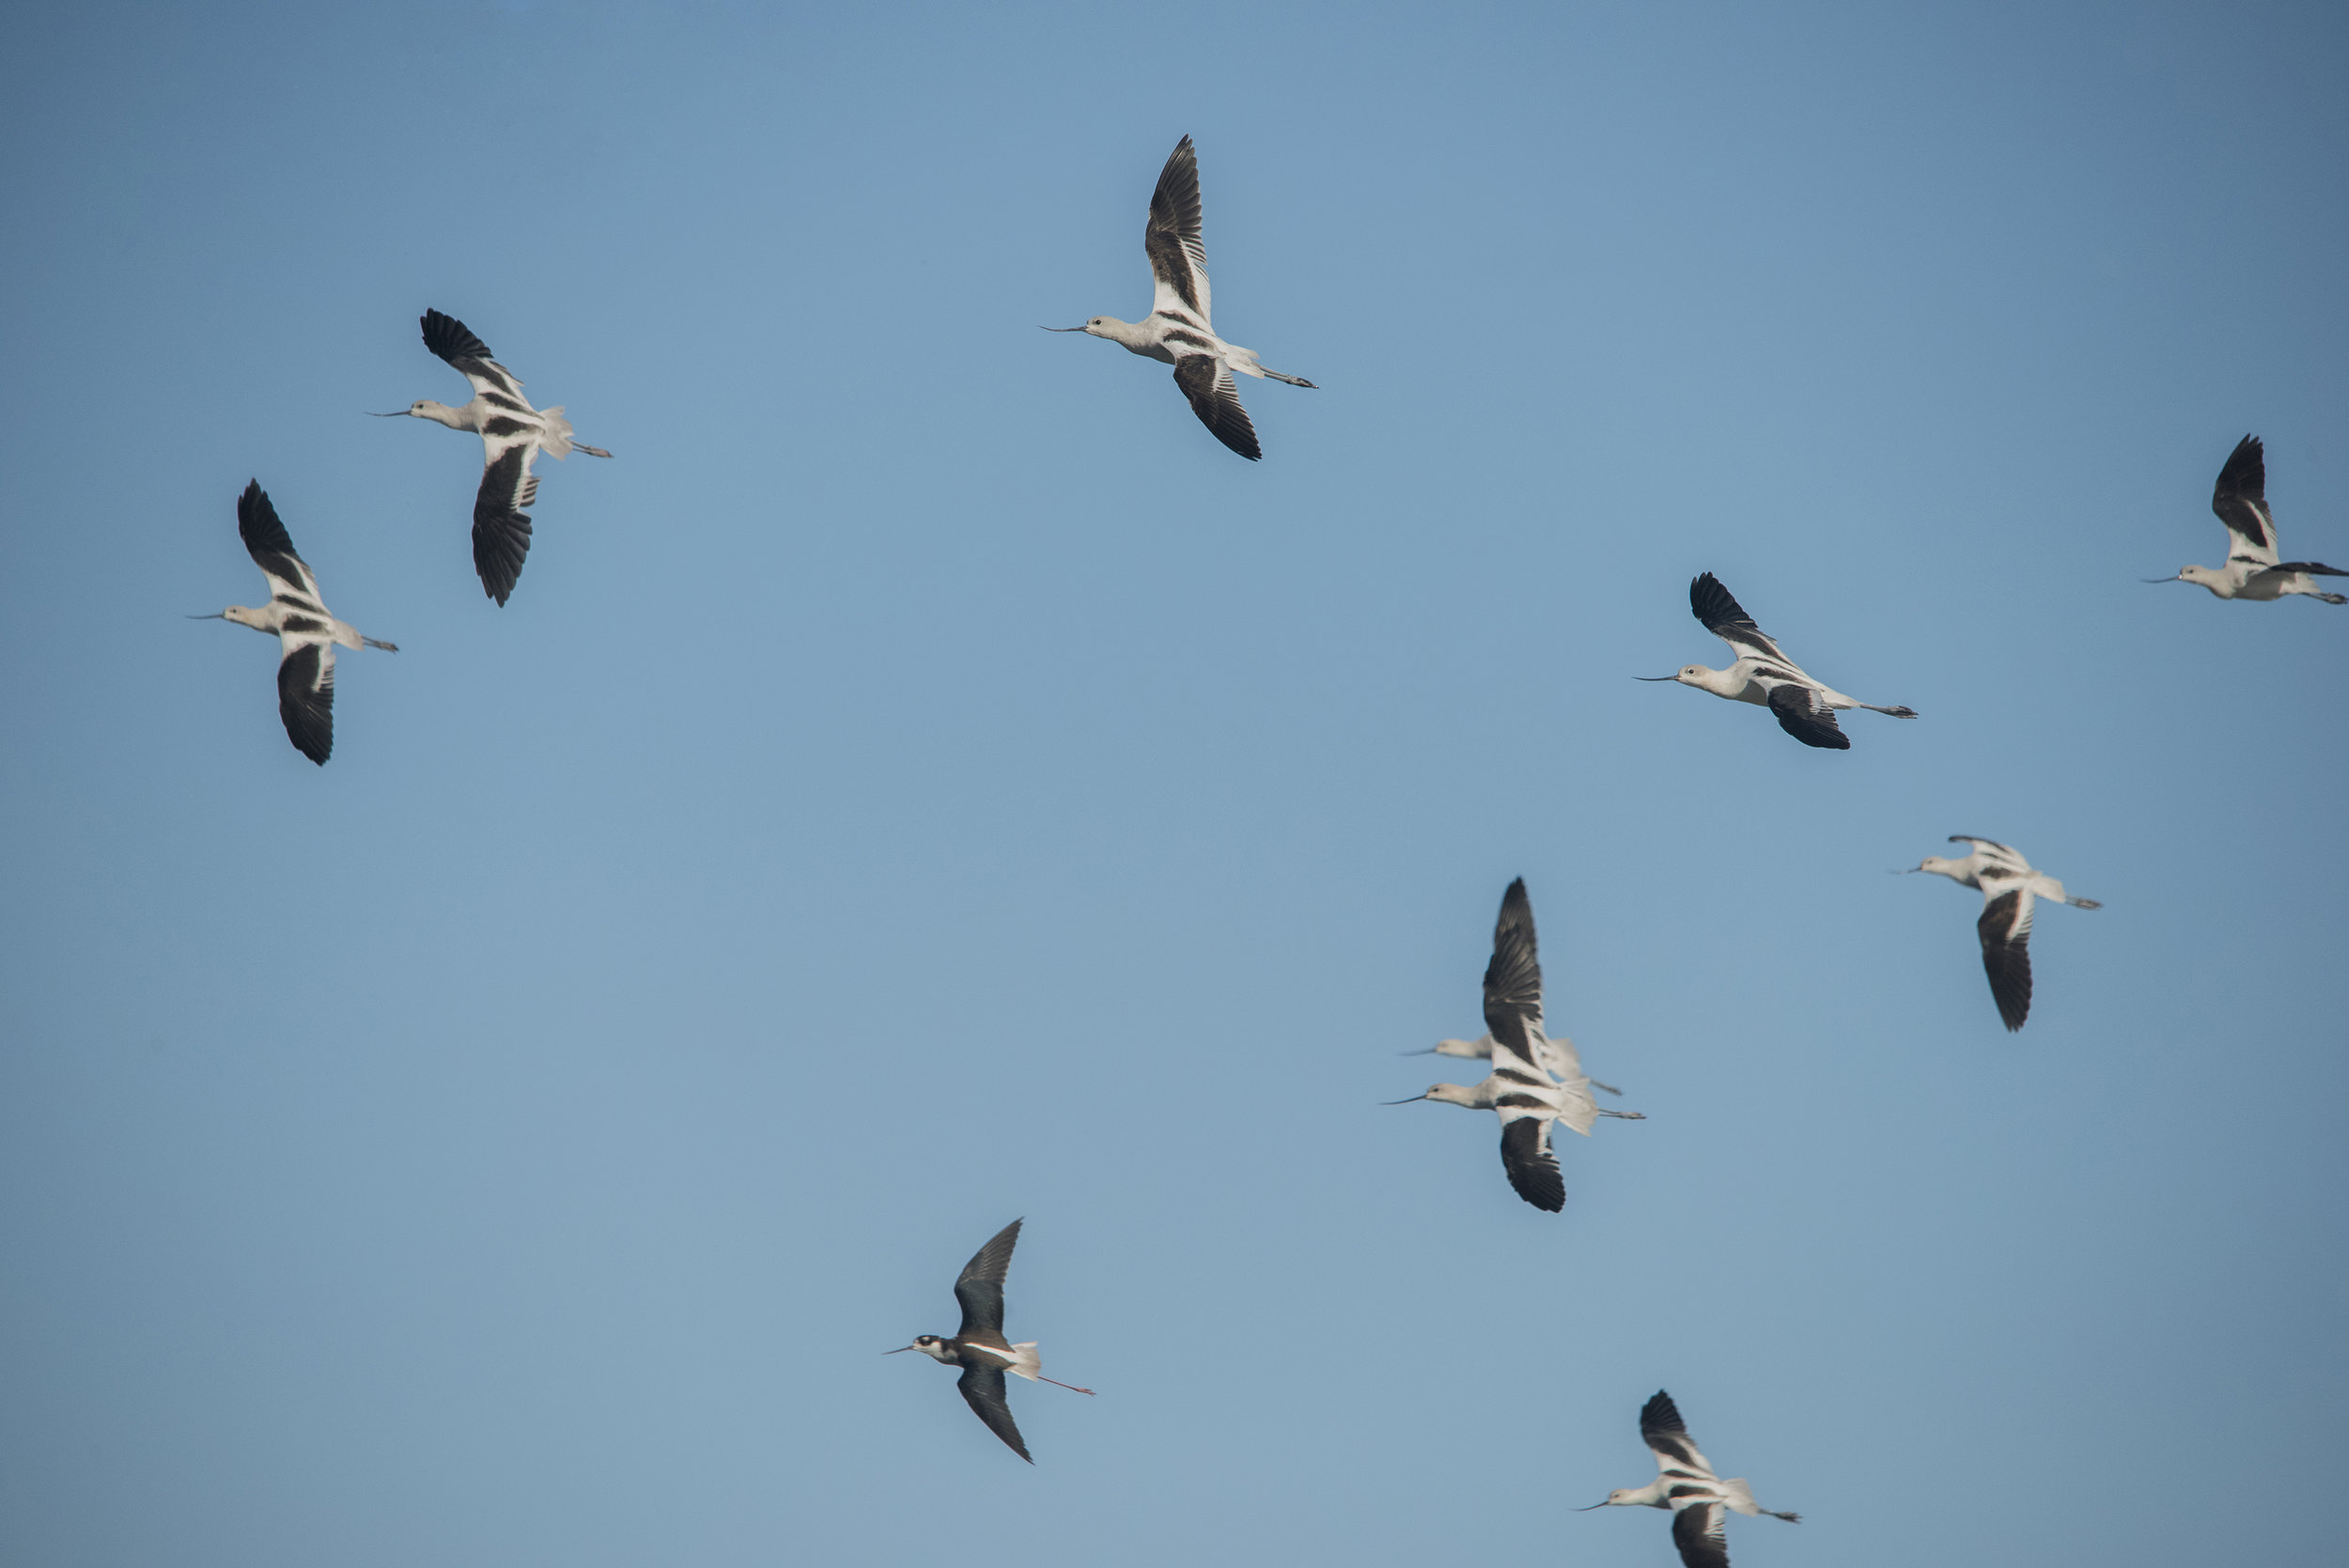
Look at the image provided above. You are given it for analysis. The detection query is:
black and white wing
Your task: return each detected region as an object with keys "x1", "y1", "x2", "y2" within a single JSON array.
[
  {"x1": 1496, "y1": 1114, "x2": 1565, "y2": 1212},
  {"x1": 953, "y1": 1219, "x2": 1022, "y2": 1341},
  {"x1": 1689, "y1": 573, "x2": 1791, "y2": 665},
  {"x1": 1481, "y1": 877, "x2": 1545, "y2": 1054},
  {"x1": 1669, "y1": 1499, "x2": 1732, "y2": 1568},
  {"x1": 274, "y1": 640, "x2": 334, "y2": 766},
  {"x1": 1640, "y1": 1390, "x2": 1721, "y2": 1482},
  {"x1": 1145, "y1": 135, "x2": 1211, "y2": 327},
  {"x1": 1976, "y1": 882, "x2": 2036, "y2": 1032},
  {"x1": 236, "y1": 481, "x2": 322, "y2": 603},
  {"x1": 471, "y1": 442, "x2": 541, "y2": 605},
  {"x1": 2209, "y1": 434, "x2": 2279, "y2": 568},
  {"x1": 421, "y1": 308, "x2": 525, "y2": 401},
  {"x1": 1482, "y1": 880, "x2": 1565, "y2": 1209},
  {"x1": 1172, "y1": 354, "x2": 1260, "y2": 460},
  {"x1": 1760, "y1": 682, "x2": 1848, "y2": 750},
  {"x1": 1948, "y1": 835, "x2": 2029, "y2": 878},
  {"x1": 956, "y1": 1363, "x2": 1034, "y2": 1463}
]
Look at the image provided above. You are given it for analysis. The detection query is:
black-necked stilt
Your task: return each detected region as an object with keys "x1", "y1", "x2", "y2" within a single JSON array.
[
  {"x1": 1408, "y1": 1032, "x2": 1625, "y2": 1098},
  {"x1": 2147, "y1": 434, "x2": 2345, "y2": 604},
  {"x1": 888, "y1": 1219, "x2": 1094, "y2": 1464},
  {"x1": 1041, "y1": 135, "x2": 1315, "y2": 461},
  {"x1": 1579, "y1": 1389, "x2": 1799, "y2": 1568},
  {"x1": 1388, "y1": 879, "x2": 1642, "y2": 1213},
  {"x1": 194, "y1": 481, "x2": 397, "y2": 767},
  {"x1": 1903, "y1": 835, "x2": 2101, "y2": 1032},
  {"x1": 374, "y1": 309, "x2": 612, "y2": 606},
  {"x1": 1641, "y1": 573, "x2": 1917, "y2": 750}
]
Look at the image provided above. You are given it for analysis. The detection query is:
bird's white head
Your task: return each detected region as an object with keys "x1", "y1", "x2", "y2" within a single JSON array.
[
  {"x1": 1040, "y1": 318, "x2": 1139, "y2": 345},
  {"x1": 190, "y1": 605, "x2": 271, "y2": 633},
  {"x1": 1910, "y1": 855, "x2": 1967, "y2": 879},
  {"x1": 1385, "y1": 1082, "x2": 1482, "y2": 1109},
  {"x1": 369, "y1": 399, "x2": 466, "y2": 429},
  {"x1": 1636, "y1": 665, "x2": 1729, "y2": 693},
  {"x1": 1430, "y1": 1037, "x2": 1485, "y2": 1060},
  {"x1": 2145, "y1": 565, "x2": 2224, "y2": 596},
  {"x1": 886, "y1": 1334, "x2": 956, "y2": 1364}
]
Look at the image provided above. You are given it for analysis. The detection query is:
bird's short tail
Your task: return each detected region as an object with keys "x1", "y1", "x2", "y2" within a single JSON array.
[
  {"x1": 535, "y1": 406, "x2": 612, "y2": 460},
  {"x1": 1723, "y1": 1480, "x2": 1798, "y2": 1522}
]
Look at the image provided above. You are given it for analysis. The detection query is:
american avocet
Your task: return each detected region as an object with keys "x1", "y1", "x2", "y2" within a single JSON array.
[
  {"x1": 1041, "y1": 135, "x2": 1315, "y2": 460},
  {"x1": 2148, "y1": 434, "x2": 2345, "y2": 604},
  {"x1": 193, "y1": 481, "x2": 397, "y2": 767},
  {"x1": 1409, "y1": 1033, "x2": 1625, "y2": 1097},
  {"x1": 1579, "y1": 1390, "x2": 1798, "y2": 1568},
  {"x1": 1388, "y1": 880, "x2": 1642, "y2": 1212},
  {"x1": 1641, "y1": 573, "x2": 1917, "y2": 750},
  {"x1": 373, "y1": 309, "x2": 612, "y2": 605},
  {"x1": 887, "y1": 1219, "x2": 1094, "y2": 1464},
  {"x1": 1903, "y1": 835, "x2": 2100, "y2": 1032}
]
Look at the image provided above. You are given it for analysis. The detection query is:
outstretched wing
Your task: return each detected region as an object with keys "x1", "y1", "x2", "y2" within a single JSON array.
[
  {"x1": 953, "y1": 1219, "x2": 1022, "y2": 1340},
  {"x1": 1145, "y1": 135, "x2": 1211, "y2": 326},
  {"x1": 1481, "y1": 877, "x2": 1545, "y2": 1060},
  {"x1": 274, "y1": 640, "x2": 334, "y2": 766},
  {"x1": 2209, "y1": 434, "x2": 2279, "y2": 567},
  {"x1": 956, "y1": 1364, "x2": 1033, "y2": 1463},
  {"x1": 1762, "y1": 682, "x2": 1848, "y2": 750},
  {"x1": 1640, "y1": 1390, "x2": 1720, "y2": 1479},
  {"x1": 421, "y1": 308, "x2": 525, "y2": 401},
  {"x1": 1172, "y1": 355, "x2": 1259, "y2": 460},
  {"x1": 1689, "y1": 573, "x2": 1789, "y2": 664},
  {"x1": 1669, "y1": 1499, "x2": 1732, "y2": 1568},
  {"x1": 236, "y1": 481, "x2": 322, "y2": 602},
  {"x1": 1948, "y1": 835, "x2": 2028, "y2": 877},
  {"x1": 1497, "y1": 1113, "x2": 1564, "y2": 1212},
  {"x1": 1977, "y1": 884, "x2": 2036, "y2": 1032},
  {"x1": 471, "y1": 442, "x2": 541, "y2": 605}
]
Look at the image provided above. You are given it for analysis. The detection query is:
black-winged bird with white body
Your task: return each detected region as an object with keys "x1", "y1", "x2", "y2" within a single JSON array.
[
  {"x1": 887, "y1": 1219, "x2": 1095, "y2": 1463},
  {"x1": 1579, "y1": 1389, "x2": 1799, "y2": 1568},
  {"x1": 1640, "y1": 572, "x2": 1917, "y2": 750}
]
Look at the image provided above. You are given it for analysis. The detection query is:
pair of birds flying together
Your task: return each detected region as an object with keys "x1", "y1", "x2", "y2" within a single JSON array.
[
  {"x1": 1044, "y1": 135, "x2": 1316, "y2": 460},
  {"x1": 200, "y1": 310, "x2": 610, "y2": 763},
  {"x1": 1389, "y1": 878, "x2": 1644, "y2": 1212}
]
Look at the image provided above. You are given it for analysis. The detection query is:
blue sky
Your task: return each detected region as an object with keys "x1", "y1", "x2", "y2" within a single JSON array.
[{"x1": 2, "y1": 2, "x2": 2344, "y2": 1563}]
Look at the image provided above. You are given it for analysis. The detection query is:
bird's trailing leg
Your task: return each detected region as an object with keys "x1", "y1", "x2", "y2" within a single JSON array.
[
  {"x1": 1595, "y1": 1109, "x2": 1646, "y2": 1120},
  {"x1": 1260, "y1": 368, "x2": 1316, "y2": 388},
  {"x1": 572, "y1": 442, "x2": 614, "y2": 458},
  {"x1": 361, "y1": 636, "x2": 398, "y2": 651},
  {"x1": 1590, "y1": 1079, "x2": 1623, "y2": 1096},
  {"x1": 1035, "y1": 1374, "x2": 1097, "y2": 1395}
]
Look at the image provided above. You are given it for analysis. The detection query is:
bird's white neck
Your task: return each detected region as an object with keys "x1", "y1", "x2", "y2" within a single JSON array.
[
  {"x1": 410, "y1": 399, "x2": 478, "y2": 432},
  {"x1": 1084, "y1": 317, "x2": 1157, "y2": 351},
  {"x1": 1678, "y1": 665, "x2": 1749, "y2": 699}
]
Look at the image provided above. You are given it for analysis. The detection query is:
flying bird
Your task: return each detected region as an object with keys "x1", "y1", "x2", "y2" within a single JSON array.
[
  {"x1": 1579, "y1": 1390, "x2": 1799, "y2": 1568},
  {"x1": 888, "y1": 1219, "x2": 1094, "y2": 1463},
  {"x1": 2148, "y1": 434, "x2": 2344, "y2": 603},
  {"x1": 1408, "y1": 1032, "x2": 1625, "y2": 1098},
  {"x1": 1903, "y1": 835, "x2": 2100, "y2": 1032},
  {"x1": 374, "y1": 309, "x2": 612, "y2": 605},
  {"x1": 1388, "y1": 879, "x2": 1642, "y2": 1212},
  {"x1": 1042, "y1": 135, "x2": 1315, "y2": 460},
  {"x1": 194, "y1": 481, "x2": 397, "y2": 766},
  {"x1": 1641, "y1": 573, "x2": 1917, "y2": 750}
]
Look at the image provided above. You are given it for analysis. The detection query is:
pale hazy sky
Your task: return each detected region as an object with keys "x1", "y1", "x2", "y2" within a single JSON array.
[{"x1": 2, "y1": 4, "x2": 2344, "y2": 1565}]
